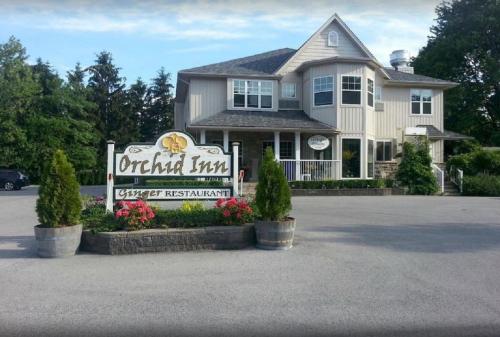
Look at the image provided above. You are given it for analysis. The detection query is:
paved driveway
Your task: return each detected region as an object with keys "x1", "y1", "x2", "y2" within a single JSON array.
[{"x1": 1, "y1": 186, "x2": 499, "y2": 337}]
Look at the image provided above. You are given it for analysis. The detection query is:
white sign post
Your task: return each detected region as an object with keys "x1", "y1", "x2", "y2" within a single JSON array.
[{"x1": 105, "y1": 131, "x2": 238, "y2": 212}]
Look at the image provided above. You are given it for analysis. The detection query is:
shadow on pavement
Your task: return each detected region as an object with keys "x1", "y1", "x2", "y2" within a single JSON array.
[
  {"x1": 0, "y1": 235, "x2": 37, "y2": 258},
  {"x1": 305, "y1": 222, "x2": 500, "y2": 253}
]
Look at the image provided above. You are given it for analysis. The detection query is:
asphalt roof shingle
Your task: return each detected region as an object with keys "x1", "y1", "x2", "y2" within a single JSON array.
[
  {"x1": 384, "y1": 68, "x2": 456, "y2": 85},
  {"x1": 190, "y1": 110, "x2": 335, "y2": 131},
  {"x1": 180, "y1": 48, "x2": 296, "y2": 76},
  {"x1": 417, "y1": 125, "x2": 473, "y2": 140}
]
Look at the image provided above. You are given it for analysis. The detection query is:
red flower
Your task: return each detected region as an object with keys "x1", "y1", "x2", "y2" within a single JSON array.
[{"x1": 223, "y1": 209, "x2": 231, "y2": 217}]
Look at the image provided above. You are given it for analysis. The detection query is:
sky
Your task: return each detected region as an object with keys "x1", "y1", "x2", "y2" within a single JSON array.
[{"x1": 0, "y1": 0, "x2": 442, "y2": 87}]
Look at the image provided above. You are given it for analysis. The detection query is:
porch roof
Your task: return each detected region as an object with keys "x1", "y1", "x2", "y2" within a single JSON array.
[
  {"x1": 189, "y1": 110, "x2": 337, "y2": 133},
  {"x1": 417, "y1": 125, "x2": 474, "y2": 140}
]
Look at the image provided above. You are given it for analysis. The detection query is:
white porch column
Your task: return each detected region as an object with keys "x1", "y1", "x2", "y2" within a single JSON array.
[
  {"x1": 232, "y1": 142, "x2": 240, "y2": 197},
  {"x1": 336, "y1": 135, "x2": 342, "y2": 179},
  {"x1": 223, "y1": 130, "x2": 229, "y2": 152},
  {"x1": 274, "y1": 131, "x2": 280, "y2": 160},
  {"x1": 200, "y1": 129, "x2": 206, "y2": 144},
  {"x1": 105, "y1": 140, "x2": 115, "y2": 213},
  {"x1": 295, "y1": 131, "x2": 301, "y2": 181}
]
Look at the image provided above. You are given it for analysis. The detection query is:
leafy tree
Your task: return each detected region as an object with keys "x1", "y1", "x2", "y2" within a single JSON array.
[
  {"x1": 412, "y1": 0, "x2": 500, "y2": 145},
  {"x1": 36, "y1": 149, "x2": 81, "y2": 227},
  {"x1": 141, "y1": 68, "x2": 174, "y2": 141},
  {"x1": 396, "y1": 140, "x2": 438, "y2": 195},
  {"x1": 255, "y1": 147, "x2": 291, "y2": 221}
]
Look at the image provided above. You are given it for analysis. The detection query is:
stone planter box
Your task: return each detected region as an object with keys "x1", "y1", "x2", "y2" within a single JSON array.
[
  {"x1": 291, "y1": 187, "x2": 405, "y2": 196},
  {"x1": 80, "y1": 224, "x2": 256, "y2": 255}
]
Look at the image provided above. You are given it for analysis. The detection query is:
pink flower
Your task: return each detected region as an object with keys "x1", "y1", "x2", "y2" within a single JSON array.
[{"x1": 223, "y1": 210, "x2": 231, "y2": 218}]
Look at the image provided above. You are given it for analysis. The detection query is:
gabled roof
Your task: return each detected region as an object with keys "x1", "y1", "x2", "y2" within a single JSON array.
[
  {"x1": 275, "y1": 13, "x2": 383, "y2": 75},
  {"x1": 385, "y1": 68, "x2": 458, "y2": 87},
  {"x1": 179, "y1": 48, "x2": 296, "y2": 78},
  {"x1": 189, "y1": 110, "x2": 337, "y2": 132}
]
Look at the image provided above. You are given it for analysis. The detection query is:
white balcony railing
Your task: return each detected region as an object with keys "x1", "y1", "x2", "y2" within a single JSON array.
[
  {"x1": 449, "y1": 165, "x2": 464, "y2": 193},
  {"x1": 279, "y1": 160, "x2": 341, "y2": 181}
]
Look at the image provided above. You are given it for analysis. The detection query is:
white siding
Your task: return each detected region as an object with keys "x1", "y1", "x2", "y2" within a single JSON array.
[
  {"x1": 307, "y1": 64, "x2": 337, "y2": 127},
  {"x1": 337, "y1": 64, "x2": 365, "y2": 132},
  {"x1": 226, "y1": 78, "x2": 279, "y2": 112},
  {"x1": 279, "y1": 21, "x2": 367, "y2": 76},
  {"x1": 188, "y1": 78, "x2": 227, "y2": 123}
]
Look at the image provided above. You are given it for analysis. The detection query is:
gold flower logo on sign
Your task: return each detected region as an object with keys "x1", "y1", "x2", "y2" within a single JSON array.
[{"x1": 162, "y1": 133, "x2": 188, "y2": 153}]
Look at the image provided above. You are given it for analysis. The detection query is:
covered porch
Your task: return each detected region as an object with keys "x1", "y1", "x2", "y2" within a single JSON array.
[{"x1": 188, "y1": 110, "x2": 340, "y2": 181}]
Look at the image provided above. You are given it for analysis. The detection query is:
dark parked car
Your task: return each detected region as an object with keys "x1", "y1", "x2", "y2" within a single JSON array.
[{"x1": 0, "y1": 169, "x2": 30, "y2": 191}]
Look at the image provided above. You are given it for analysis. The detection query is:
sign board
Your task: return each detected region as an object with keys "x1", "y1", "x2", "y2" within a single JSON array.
[
  {"x1": 106, "y1": 131, "x2": 239, "y2": 211},
  {"x1": 115, "y1": 132, "x2": 231, "y2": 177},
  {"x1": 114, "y1": 187, "x2": 232, "y2": 201},
  {"x1": 308, "y1": 135, "x2": 330, "y2": 151}
]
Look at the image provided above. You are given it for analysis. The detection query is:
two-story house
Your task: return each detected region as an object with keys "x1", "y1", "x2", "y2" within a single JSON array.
[{"x1": 174, "y1": 14, "x2": 468, "y2": 181}]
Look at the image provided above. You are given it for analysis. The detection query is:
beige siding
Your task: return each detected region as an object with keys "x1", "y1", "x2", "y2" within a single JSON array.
[
  {"x1": 365, "y1": 67, "x2": 376, "y2": 137},
  {"x1": 279, "y1": 72, "x2": 302, "y2": 109},
  {"x1": 279, "y1": 21, "x2": 367, "y2": 76},
  {"x1": 174, "y1": 102, "x2": 184, "y2": 130},
  {"x1": 188, "y1": 78, "x2": 226, "y2": 123},
  {"x1": 307, "y1": 64, "x2": 337, "y2": 127},
  {"x1": 337, "y1": 64, "x2": 365, "y2": 132},
  {"x1": 376, "y1": 87, "x2": 444, "y2": 139},
  {"x1": 430, "y1": 140, "x2": 444, "y2": 163}
]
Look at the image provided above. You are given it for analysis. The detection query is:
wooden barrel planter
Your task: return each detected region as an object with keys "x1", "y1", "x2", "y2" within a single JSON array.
[
  {"x1": 34, "y1": 224, "x2": 83, "y2": 258},
  {"x1": 254, "y1": 217, "x2": 296, "y2": 250}
]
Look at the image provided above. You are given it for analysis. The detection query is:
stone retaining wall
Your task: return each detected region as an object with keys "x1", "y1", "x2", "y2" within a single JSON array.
[
  {"x1": 292, "y1": 188, "x2": 405, "y2": 196},
  {"x1": 80, "y1": 224, "x2": 256, "y2": 255}
]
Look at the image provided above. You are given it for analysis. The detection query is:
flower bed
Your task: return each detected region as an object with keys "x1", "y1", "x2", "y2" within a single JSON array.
[{"x1": 79, "y1": 197, "x2": 257, "y2": 254}]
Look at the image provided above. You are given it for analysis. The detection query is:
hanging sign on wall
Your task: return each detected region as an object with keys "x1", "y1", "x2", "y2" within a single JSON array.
[{"x1": 308, "y1": 135, "x2": 330, "y2": 151}]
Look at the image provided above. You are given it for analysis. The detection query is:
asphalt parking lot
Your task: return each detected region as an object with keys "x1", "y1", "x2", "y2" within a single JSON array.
[{"x1": 0, "y1": 186, "x2": 499, "y2": 337}]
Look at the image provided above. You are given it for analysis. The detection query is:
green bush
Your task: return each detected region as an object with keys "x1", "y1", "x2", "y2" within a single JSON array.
[
  {"x1": 255, "y1": 147, "x2": 291, "y2": 221},
  {"x1": 144, "y1": 179, "x2": 223, "y2": 187},
  {"x1": 396, "y1": 141, "x2": 438, "y2": 195},
  {"x1": 462, "y1": 175, "x2": 500, "y2": 196},
  {"x1": 36, "y1": 150, "x2": 82, "y2": 227},
  {"x1": 153, "y1": 208, "x2": 221, "y2": 228},
  {"x1": 447, "y1": 149, "x2": 500, "y2": 176},
  {"x1": 289, "y1": 179, "x2": 392, "y2": 189}
]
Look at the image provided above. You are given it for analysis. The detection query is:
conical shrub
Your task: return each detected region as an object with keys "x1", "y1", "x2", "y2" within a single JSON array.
[
  {"x1": 255, "y1": 147, "x2": 291, "y2": 221},
  {"x1": 36, "y1": 150, "x2": 82, "y2": 227}
]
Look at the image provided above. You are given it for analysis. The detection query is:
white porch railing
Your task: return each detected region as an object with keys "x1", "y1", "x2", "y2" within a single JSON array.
[
  {"x1": 431, "y1": 163, "x2": 445, "y2": 194},
  {"x1": 449, "y1": 165, "x2": 464, "y2": 193},
  {"x1": 279, "y1": 160, "x2": 341, "y2": 181}
]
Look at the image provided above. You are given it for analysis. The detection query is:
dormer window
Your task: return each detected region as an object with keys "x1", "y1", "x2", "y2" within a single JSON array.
[{"x1": 327, "y1": 31, "x2": 338, "y2": 47}]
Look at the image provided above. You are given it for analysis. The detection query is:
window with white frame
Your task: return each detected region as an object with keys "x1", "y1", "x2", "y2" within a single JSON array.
[
  {"x1": 232, "y1": 79, "x2": 273, "y2": 109},
  {"x1": 375, "y1": 86, "x2": 382, "y2": 102},
  {"x1": 282, "y1": 83, "x2": 296, "y2": 98},
  {"x1": 411, "y1": 89, "x2": 432, "y2": 115},
  {"x1": 327, "y1": 31, "x2": 338, "y2": 47},
  {"x1": 313, "y1": 76, "x2": 333, "y2": 106},
  {"x1": 342, "y1": 76, "x2": 361, "y2": 105},
  {"x1": 367, "y1": 79, "x2": 374, "y2": 107},
  {"x1": 376, "y1": 140, "x2": 393, "y2": 161}
]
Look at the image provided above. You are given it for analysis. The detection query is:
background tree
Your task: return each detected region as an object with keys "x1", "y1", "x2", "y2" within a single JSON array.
[
  {"x1": 412, "y1": 0, "x2": 500, "y2": 145},
  {"x1": 141, "y1": 68, "x2": 174, "y2": 141}
]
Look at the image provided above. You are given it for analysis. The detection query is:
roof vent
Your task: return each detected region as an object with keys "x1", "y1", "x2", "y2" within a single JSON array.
[{"x1": 390, "y1": 50, "x2": 414, "y2": 74}]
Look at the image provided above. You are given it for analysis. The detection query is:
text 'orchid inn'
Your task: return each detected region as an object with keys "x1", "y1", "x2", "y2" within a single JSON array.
[{"x1": 174, "y1": 13, "x2": 471, "y2": 182}]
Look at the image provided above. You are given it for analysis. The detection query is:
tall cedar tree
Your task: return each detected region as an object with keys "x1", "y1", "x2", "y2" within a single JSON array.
[
  {"x1": 255, "y1": 147, "x2": 292, "y2": 221},
  {"x1": 396, "y1": 140, "x2": 438, "y2": 195},
  {"x1": 36, "y1": 150, "x2": 82, "y2": 227},
  {"x1": 141, "y1": 68, "x2": 174, "y2": 141},
  {"x1": 412, "y1": 0, "x2": 500, "y2": 145}
]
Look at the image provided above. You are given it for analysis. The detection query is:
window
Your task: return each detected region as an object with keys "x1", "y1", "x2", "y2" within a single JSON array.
[
  {"x1": 342, "y1": 76, "x2": 361, "y2": 105},
  {"x1": 232, "y1": 79, "x2": 273, "y2": 109},
  {"x1": 262, "y1": 141, "x2": 294, "y2": 159},
  {"x1": 376, "y1": 140, "x2": 392, "y2": 161},
  {"x1": 313, "y1": 76, "x2": 333, "y2": 106},
  {"x1": 282, "y1": 83, "x2": 296, "y2": 98},
  {"x1": 375, "y1": 86, "x2": 382, "y2": 102},
  {"x1": 411, "y1": 89, "x2": 432, "y2": 115},
  {"x1": 342, "y1": 138, "x2": 361, "y2": 178},
  {"x1": 233, "y1": 80, "x2": 245, "y2": 107},
  {"x1": 368, "y1": 139, "x2": 374, "y2": 178},
  {"x1": 367, "y1": 79, "x2": 374, "y2": 107},
  {"x1": 327, "y1": 31, "x2": 338, "y2": 47}
]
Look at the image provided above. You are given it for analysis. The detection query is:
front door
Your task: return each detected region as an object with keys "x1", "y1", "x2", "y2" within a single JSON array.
[{"x1": 342, "y1": 138, "x2": 361, "y2": 178}]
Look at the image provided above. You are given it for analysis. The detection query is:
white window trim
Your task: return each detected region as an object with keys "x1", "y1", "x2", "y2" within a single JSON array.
[
  {"x1": 340, "y1": 136, "x2": 364, "y2": 180},
  {"x1": 327, "y1": 31, "x2": 339, "y2": 47},
  {"x1": 341, "y1": 75, "x2": 362, "y2": 106},
  {"x1": 232, "y1": 79, "x2": 273, "y2": 110},
  {"x1": 367, "y1": 78, "x2": 374, "y2": 108},
  {"x1": 313, "y1": 75, "x2": 334, "y2": 108},
  {"x1": 281, "y1": 83, "x2": 297, "y2": 99},
  {"x1": 410, "y1": 89, "x2": 433, "y2": 116},
  {"x1": 375, "y1": 139, "x2": 394, "y2": 162}
]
